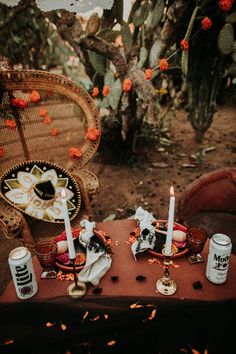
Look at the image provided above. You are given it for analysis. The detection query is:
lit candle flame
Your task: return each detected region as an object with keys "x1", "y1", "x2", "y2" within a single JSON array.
[{"x1": 170, "y1": 186, "x2": 174, "y2": 196}]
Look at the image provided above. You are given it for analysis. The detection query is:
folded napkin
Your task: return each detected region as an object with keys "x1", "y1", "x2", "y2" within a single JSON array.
[
  {"x1": 78, "y1": 219, "x2": 112, "y2": 286},
  {"x1": 131, "y1": 207, "x2": 156, "y2": 260}
]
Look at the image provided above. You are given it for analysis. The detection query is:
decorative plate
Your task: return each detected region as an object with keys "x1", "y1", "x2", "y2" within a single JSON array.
[
  {"x1": 54, "y1": 228, "x2": 112, "y2": 272},
  {"x1": 0, "y1": 160, "x2": 81, "y2": 223},
  {"x1": 147, "y1": 220, "x2": 188, "y2": 259}
]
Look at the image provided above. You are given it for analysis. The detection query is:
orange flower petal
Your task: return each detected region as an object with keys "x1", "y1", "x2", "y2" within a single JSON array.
[
  {"x1": 106, "y1": 340, "x2": 116, "y2": 346},
  {"x1": 159, "y1": 58, "x2": 168, "y2": 71},
  {"x1": 51, "y1": 128, "x2": 59, "y2": 136},
  {"x1": 44, "y1": 116, "x2": 52, "y2": 125},
  {"x1": 90, "y1": 315, "x2": 100, "y2": 321},
  {"x1": 39, "y1": 108, "x2": 48, "y2": 117},
  {"x1": 46, "y1": 322, "x2": 55, "y2": 327},
  {"x1": 30, "y1": 90, "x2": 41, "y2": 103},
  {"x1": 4, "y1": 339, "x2": 14, "y2": 345},
  {"x1": 148, "y1": 308, "x2": 157, "y2": 320},
  {"x1": 92, "y1": 87, "x2": 99, "y2": 97},
  {"x1": 69, "y1": 147, "x2": 83, "y2": 158},
  {"x1": 82, "y1": 311, "x2": 89, "y2": 322},
  {"x1": 61, "y1": 323, "x2": 67, "y2": 331}
]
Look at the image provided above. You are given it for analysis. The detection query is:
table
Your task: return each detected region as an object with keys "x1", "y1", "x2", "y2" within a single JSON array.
[{"x1": 1, "y1": 219, "x2": 236, "y2": 354}]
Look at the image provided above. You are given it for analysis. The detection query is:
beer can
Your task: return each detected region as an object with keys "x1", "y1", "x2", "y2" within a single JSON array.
[
  {"x1": 206, "y1": 233, "x2": 232, "y2": 284},
  {"x1": 8, "y1": 246, "x2": 38, "y2": 300}
]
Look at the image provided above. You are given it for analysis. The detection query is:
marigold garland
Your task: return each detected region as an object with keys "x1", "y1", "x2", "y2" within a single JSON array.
[
  {"x1": 102, "y1": 85, "x2": 110, "y2": 96},
  {"x1": 11, "y1": 98, "x2": 28, "y2": 109},
  {"x1": 44, "y1": 116, "x2": 52, "y2": 125},
  {"x1": 86, "y1": 127, "x2": 100, "y2": 141},
  {"x1": 30, "y1": 90, "x2": 41, "y2": 103},
  {"x1": 39, "y1": 108, "x2": 47, "y2": 117},
  {"x1": 145, "y1": 69, "x2": 152, "y2": 80},
  {"x1": 51, "y1": 128, "x2": 59, "y2": 136},
  {"x1": 5, "y1": 119, "x2": 16, "y2": 129},
  {"x1": 180, "y1": 39, "x2": 189, "y2": 51},
  {"x1": 159, "y1": 58, "x2": 169, "y2": 71},
  {"x1": 69, "y1": 147, "x2": 83, "y2": 158},
  {"x1": 92, "y1": 87, "x2": 99, "y2": 97},
  {"x1": 202, "y1": 17, "x2": 212, "y2": 31},
  {"x1": 122, "y1": 78, "x2": 132, "y2": 92},
  {"x1": 219, "y1": 0, "x2": 234, "y2": 12}
]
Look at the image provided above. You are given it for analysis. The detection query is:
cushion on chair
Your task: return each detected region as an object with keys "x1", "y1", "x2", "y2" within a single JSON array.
[{"x1": 176, "y1": 168, "x2": 236, "y2": 254}]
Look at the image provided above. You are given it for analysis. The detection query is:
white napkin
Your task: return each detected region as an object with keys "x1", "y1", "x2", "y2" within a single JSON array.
[
  {"x1": 78, "y1": 219, "x2": 112, "y2": 286},
  {"x1": 131, "y1": 207, "x2": 156, "y2": 260}
]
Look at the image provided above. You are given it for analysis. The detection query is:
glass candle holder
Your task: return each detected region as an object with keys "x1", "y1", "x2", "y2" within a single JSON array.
[
  {"x1": 186, "y1": 227, "x2": 208, "y2": 264},
  {"x1": 35, "y1": 240, "x2": 58, "y2": 279}
]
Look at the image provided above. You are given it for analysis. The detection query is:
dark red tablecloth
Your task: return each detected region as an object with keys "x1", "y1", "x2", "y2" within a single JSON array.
[{"x1": 1, "y1": 219, "x2": 236, "y2": 354}]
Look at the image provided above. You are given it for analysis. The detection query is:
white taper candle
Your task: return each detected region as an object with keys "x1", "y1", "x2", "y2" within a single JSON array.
[
  {"x1": 61, "y1": 189, "x2": 76, "y2": 260},
  {"x1": 165, "y1": 186, "x2": 175, "y2": 255}
]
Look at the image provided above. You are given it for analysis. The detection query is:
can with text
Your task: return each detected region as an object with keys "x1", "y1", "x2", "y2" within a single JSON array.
[
  {"x1": 8, "y1": 246, "x2": 38, "y2": 300},
  {"x1": 206, "y1": 233, "x2": 232, "y2": 284}
]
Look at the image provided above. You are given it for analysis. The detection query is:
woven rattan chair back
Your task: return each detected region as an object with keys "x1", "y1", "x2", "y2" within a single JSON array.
[{"x1": 0, "y1": 70, "x2": 101, "y2": 249}]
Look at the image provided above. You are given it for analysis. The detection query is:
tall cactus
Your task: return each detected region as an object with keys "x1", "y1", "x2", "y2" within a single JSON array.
[{"x1": 182, "y1": 1, "x2": 236, "y2": 142}]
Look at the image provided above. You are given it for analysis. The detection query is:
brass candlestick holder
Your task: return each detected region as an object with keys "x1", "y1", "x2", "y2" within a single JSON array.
[
  {"x1": 67, "y1": 259, "x2": 86, "y2": 299},
  {"x1": 156, "y1": 251, "x2": 177, "y2": 295}
]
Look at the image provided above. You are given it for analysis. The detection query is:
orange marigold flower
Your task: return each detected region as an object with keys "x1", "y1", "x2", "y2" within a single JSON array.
[
  {"x1": 102, "y1": 85, "x2": 110, "y2": 97},
  {"x1": 0, "y1": 147, "x2": 4, "y2": 157},
  {"x1": 122, "y1": 78, "x2": 132, "y2": 92},
  {"x1": 39, "y1": 108, "x2": 48, "y2": 117},
  {"x1": 219, "y1": 0, "x2": 233, "y2": 12},
  {"x1": 69, "y1": 147, "x2": 83, "y2": 158},
  {"x1": 145, "y1": 69, "x2": 152, "y2": 80},
  {"x1": 5, "y1": 119, "x2": 16, "y2": 129},
  {"x1": 202, "y1": 17, "x2": 212, "y2": 31},
  {"x1": 92, "y1": 87, "x2": 99, "y2": 97},
  {"x1": 180, "y1": 38, "x2": 189, "y2": 51},
  {"x1": 86, "y1": 127, "x2": 100, "y2": 141},
  {"x1": 4, "y1": 339, "x2": 14, "y2": 345},
  {"x1": 30, "y1": 90, "x2": 41, "y2": 103},
  {"x1": 159, "y1": 58, "x2": 168, "y2": 71},
  {"x1": 44, "y1": 116, "x2": 52, "y2": 125},
  {"x1": 51, "y1": 128, "x2": 59, "y2": 136},
  {"x1": 11, "y1": 98, "x2": 28, "y2": 109}
]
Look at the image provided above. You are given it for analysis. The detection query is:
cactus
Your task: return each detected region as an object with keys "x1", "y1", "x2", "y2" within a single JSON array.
[{"x1": 183, "y1": 1, "x2": 236, "y2": 142}]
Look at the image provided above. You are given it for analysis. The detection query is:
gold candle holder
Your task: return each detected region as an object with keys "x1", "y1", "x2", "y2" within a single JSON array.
[
  {"x1": 67, "y1": 259, "x2": 86, "y2": 299},
  {"x1": 156, "y1": 251, "x2": 177, "y2": 295}
]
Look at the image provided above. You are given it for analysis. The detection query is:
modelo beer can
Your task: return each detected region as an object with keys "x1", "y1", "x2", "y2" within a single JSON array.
[
  {"x1": 206, "y1": 233, "x2": 232, "y2": 284},
  {"x1": 8, "y1": 246, "x2": 38, "y2": 300}
]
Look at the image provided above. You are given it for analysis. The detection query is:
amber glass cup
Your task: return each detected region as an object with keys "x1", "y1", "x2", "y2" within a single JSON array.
[
  {"x1": 186, "y1": 227, "x2": 208, "y2": 264},
  {"x1": 35, "y1": 240, "x2": 58, "y2": 279}
]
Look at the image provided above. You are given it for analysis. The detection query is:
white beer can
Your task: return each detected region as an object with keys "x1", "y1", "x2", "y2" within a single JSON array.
[
  {"x1": 206, "y1": 233, "x2": 232, "y2": 284},
  {"x1": 8, "y1": 246, "x2": 38, "y2": 300}
]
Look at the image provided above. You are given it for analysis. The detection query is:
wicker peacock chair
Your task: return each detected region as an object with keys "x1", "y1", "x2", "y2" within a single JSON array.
[{"x1": 0, "y1": 69, "x2": 101, "y2": 251}]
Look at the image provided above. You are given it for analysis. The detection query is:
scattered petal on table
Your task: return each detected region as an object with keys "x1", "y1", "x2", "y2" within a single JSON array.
[
  {"x1": 148, "y1": 308, "x2": 157, "y2": 320},
  {"x1": 82, "y1": 311, "x2": 89, "y2": 322},
  {"x1": 104, "y1": 314, "x2": 109, "y2": 320},
  {"x1": 61, "y1": 323, "x2": 67, "y2": 331},
  {"x1": 3, "y1": 339, "x2": 14, "y2": 345},
  {"x1": 106, "y1": 340, "x2": 116, "y2": 346},
  {"x1": 130, "y1": 302, "x2": 144, "y2": 309},
  {"x1": 46, "y1": 322, "x2": 56, "y2": 327},
  {"x1": 90, "y1": 315, "x2": 100, "y2": 321}
]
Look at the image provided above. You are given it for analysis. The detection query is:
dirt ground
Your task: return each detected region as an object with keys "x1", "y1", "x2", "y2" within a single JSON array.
[{"x1": 0, "y1": 103, "x2": 235, "y2": 295}]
